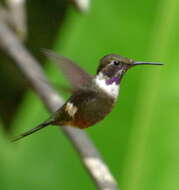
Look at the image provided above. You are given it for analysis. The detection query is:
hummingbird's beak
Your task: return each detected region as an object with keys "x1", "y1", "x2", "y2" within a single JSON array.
[{"x1": 133, "y1": 62, "x2": 163, "y2": 66}]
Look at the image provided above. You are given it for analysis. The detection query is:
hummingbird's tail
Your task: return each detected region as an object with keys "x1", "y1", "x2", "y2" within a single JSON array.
[{"x1": 11, "y1": 119, "x2": 54, "y2": 142}]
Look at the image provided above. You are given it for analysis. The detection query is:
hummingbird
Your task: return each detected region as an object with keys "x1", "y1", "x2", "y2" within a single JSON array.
[{"x1": 12, "y1": 50, "x2": 163, "y2": 142}]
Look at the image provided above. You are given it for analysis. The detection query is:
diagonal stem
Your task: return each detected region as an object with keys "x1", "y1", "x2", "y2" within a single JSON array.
[{"x1": 6, "y1": 0, "x2": 27, "y2": 40}]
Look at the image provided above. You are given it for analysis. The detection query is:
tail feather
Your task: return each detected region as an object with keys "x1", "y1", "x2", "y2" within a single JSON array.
[{"x1": 11, "y1": 120, "x2": 53, "y2": 142}]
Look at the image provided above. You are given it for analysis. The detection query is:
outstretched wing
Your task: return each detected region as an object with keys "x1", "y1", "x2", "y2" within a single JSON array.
[{"x1": 43, "y1": 49, "x2": 93, "y2": 89}]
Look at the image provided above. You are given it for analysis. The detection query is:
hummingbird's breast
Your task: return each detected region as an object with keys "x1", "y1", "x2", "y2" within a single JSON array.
[{"x1": 55, "y1": 86, "x2": 116, "y2": 129}]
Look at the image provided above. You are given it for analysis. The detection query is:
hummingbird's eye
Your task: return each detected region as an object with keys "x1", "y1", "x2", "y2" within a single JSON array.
[{"x1": 113, "y1": 60, "x2": 120, "y2": 66}]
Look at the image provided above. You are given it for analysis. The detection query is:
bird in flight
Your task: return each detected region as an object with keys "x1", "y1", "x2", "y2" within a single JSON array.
[{"x1": 12, "y1": 50, "x2": 163, "y2": 142}]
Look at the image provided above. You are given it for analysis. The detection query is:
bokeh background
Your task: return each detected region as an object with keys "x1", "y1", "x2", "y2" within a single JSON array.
[{"x1": 0, "y1": 0, "x2": 179, "y2": 190}]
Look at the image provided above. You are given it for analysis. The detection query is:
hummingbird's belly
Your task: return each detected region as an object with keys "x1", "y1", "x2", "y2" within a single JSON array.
[
  {"x1": 55, "y1": 89, "x2": 115, "y2": 129},
  {"x1": 68, "y1": 94, "x2": 115, "y2": 129}
]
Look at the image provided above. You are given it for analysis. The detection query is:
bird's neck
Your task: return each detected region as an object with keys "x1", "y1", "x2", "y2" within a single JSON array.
[{"x1": 94, "y1": 72, "x2": 120, "y2": 99}]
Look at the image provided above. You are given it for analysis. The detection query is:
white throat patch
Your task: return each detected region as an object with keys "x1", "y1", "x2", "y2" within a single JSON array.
[{"x1": 94, "y1": 72, "x2": 120, "y2": 98}]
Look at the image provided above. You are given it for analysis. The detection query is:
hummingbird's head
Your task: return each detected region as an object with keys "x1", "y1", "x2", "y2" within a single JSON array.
[
  {"x1": 97, "y1": 54, "x2": 163, "y2": 85},
  {"x1": 97, "y1": 54, "x2": 133, "y2": 83},
  {"x1": 95, "y1": 54, "x2": 162, "y2": 98}
]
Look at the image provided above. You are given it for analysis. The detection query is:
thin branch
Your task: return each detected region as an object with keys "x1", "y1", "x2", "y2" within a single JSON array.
[
  {"x1": 6, "y1": 0, "x2": 27, "y2": 40},
  {"x1": 0, "y1": 19, "x2": 120, "y2": 190},
  {"x1": 72, "y1": 0, "x2": 90, "y2": 13},
  {"x1": 0, "y1": 4, "x2": 15, "y2": 26}
]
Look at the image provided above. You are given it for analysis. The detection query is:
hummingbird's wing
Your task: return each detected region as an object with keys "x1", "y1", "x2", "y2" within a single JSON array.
[{"x1": 43, "y1": 49, "x2": 93, "y2": 89}]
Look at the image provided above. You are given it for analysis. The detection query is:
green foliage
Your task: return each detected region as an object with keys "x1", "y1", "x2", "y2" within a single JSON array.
[{"x1": 1, "y1": 0, "x2": 179, "y2": 189}]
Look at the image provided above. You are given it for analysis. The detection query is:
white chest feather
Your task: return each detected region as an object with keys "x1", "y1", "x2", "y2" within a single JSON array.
[{"x1": 94, "y1": 73, "x2": 120, "y2": 98}]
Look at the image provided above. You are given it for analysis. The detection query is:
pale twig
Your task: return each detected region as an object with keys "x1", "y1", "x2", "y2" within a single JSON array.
[
  {"x1": 0, "y1": 5, "x2": 12, "y2": 24},
  {"x1": 6, "y1": 0, "x2": 27, "y2": 40},
  {"x1": 0, "y1": 20, "x2": 119, "y2": 190},
  {"x1": 71, "y1": 0, "x2": 90, "y2": 13}
]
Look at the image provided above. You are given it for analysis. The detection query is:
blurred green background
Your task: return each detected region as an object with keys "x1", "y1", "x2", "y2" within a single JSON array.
[{"x1": 0, "y1": 0, "x2": 179, "y2": 190}]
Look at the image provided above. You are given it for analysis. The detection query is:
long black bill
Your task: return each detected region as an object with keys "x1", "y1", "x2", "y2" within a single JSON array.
[{"x1": 133, "y1": 62, "x2": 163, "y2": 66}]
